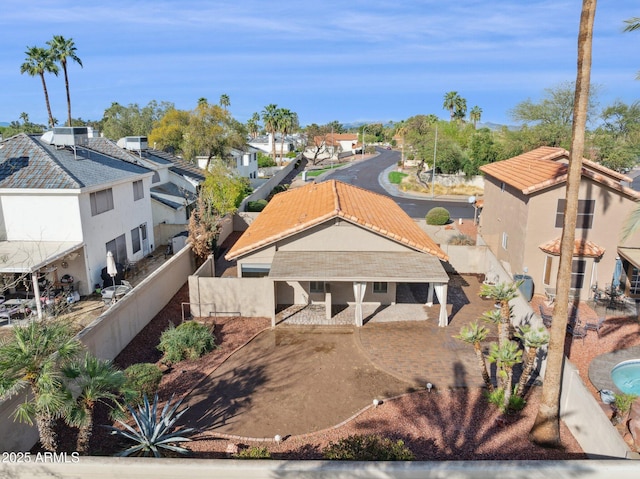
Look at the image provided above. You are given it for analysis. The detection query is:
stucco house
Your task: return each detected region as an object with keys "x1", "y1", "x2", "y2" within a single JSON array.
[
  {"x1": 305, "y1": 133, "x2": 360, "y2": 161},
  {"x1": 0, "y1": 128, "x2": 155, "y2": 315},
  {"x1": 479, "y1": 146, "x2": 640, "y2": 301},
  {"x1": 213, "y1": 179, "x2": 451, "y2": 326}
]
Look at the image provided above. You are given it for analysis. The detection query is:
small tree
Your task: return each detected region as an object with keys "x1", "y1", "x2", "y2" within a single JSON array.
[
  {"x1": 514, "y1": 325, "x2": 549, "y2": 397},
  {"x1": 455, "y1": 322, "x2": 493, "y2": 391}
]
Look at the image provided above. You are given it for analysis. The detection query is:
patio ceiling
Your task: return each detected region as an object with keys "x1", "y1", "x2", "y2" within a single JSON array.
[
  {"x1": 268, "y1": 251, "x2": 450, "y2": 283},
  {"x1": 618, "y1": 247, "x2": 640, "y2": 270},
  {"x1": 0, "y1": 240, "x2": 84, "y2": 273}
]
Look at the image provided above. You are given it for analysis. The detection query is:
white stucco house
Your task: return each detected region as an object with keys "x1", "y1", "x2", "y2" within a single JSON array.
[{"x1": 0, "y1": 128, "x2": 156, "y2": 315}]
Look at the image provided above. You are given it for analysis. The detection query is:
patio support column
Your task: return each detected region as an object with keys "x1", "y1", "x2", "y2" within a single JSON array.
[
  {"x1": 325, "y1": 283, "x2": 332, "y2": 320},
  {"x1": 426, "y1": 282, "x2": 434, "y2": 307},
  {"x1": 353, "y1": 281, "x2": 366, "y2": 327},
  {"x1": 434, "y1": 283, "x2": 449, "y2": 327},
  {"x1": 271, "y1": 281, "x2": 276, "y2": 328},
  {"x1": 31, "y1": 272, "x2": 43, "y2": 320}
]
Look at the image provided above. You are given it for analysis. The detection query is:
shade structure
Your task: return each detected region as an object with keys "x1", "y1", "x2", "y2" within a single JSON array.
[{"x1": 106, "y1": 251, "x2": 117, "y2": 288}]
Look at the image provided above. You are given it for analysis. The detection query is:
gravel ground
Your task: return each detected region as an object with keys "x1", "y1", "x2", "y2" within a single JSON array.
[{"x1": 98, "y1": 286, "x2": 589, "y2": 460}]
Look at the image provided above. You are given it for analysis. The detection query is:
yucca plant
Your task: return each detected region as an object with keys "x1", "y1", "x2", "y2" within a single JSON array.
[{"x1": 106, "y1": 393, "x2": 195, "y2": 457}]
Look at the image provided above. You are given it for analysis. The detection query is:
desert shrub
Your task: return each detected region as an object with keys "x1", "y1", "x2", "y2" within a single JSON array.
[
  {"x1": 425, "y1": 207, "x2": 450, "y2": 225},
  {"x1": 486, "y1": 387, "x2": 526, "y2": 413},
  {"x1": 247, "y1": 199, "x2": 268, "y2": 212},
  {"x1": 158, "y1": 321, "x2": 216, "y2": 365},
  {"x1": 322, "y1": 434, "x2": 414, "y2": 461},
  {"x1": 123, "y1": 363, "x2": 163, "y2": 405},
  {"x1": 448, "y1": 234, "x2": 475, "y2": 246},
  {"x1": 236, "y1": 446, "x2": 271, "y2": 459}
]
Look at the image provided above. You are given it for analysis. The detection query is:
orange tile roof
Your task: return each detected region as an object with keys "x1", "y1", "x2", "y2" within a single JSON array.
[
  {"x1": 539, "y1": 237, "x2": 605, "y2": 258},
  {"x1": 480, "y1": 146, "x2": 640, "y2": 199},
  {"x1": 226, "y1": 180, "x2": 448, "y2": 261}
]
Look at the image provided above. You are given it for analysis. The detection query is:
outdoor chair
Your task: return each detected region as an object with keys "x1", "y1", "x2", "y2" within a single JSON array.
[
  {"x1": 539, "y1": 304, "x2": 553, "y2": 328},
  {"x1": 584, "y1": 316, "x2": 606, "y2": 338},
  {"x1": 567, "y1": 324, "x2": 587, "y2": 344}
]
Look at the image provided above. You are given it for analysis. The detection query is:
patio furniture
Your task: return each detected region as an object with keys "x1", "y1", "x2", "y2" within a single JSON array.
[
  {"x1": 567, "y1": 324, "x2": 587, "y2": 344},
  {"x1": 584, "y1": 316, "x2": 606, "y2": 337},
  {"x1": 101, "y1": 283, "x2": 133, "y2": 307},
  {"x1": 539, "y1": 304, "x2": 553, "y2": 328},
  {"x1": 544, "y1": 287, "x2": 556, "y2": 304}
]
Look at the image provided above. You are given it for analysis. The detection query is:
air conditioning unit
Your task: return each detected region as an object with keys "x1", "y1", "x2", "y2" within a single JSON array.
[
  {"x1": 117, "y1": 136, "x2": 148, "y2": 151},
  {"x1": 51, "y1": 127, "x2": 89, "y2": 147}
]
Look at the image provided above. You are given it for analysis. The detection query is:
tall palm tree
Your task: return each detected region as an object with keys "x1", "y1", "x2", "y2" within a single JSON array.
[
  {"x1": 530, "y1": 0, "x2": 596, "y2": 448},
  {"x1": 20, "y1": 46, "x2": 59, "y2": 128},
  {"x1": 455, "y1": 322, "x2": 493, "y2": 391},
  {"x1": 63, "y1": 353, "x2": 125, "y2": 454},
  {"x1": 454, "y1": 96, "x2": 467, "y2": 123},
  {"x1": 278, "y1": 108, "x2": 296, "y2": 164},
  {"x1": 514, "y1": 326, "x2": 549, "y2": 397},
  {"x1": 470, "y1": 106, "x2": 482, "y2": 128},
  {"x1": 261, "y1": 103, "x2": 279, "y2": 163},
  {"x1": 247, "y1": 112, "x2": 261, "y2": 138},
  {"x1": 0, "y1": 319, "x2": 82, "y2": 451},
  {"x1": 47, "y1": 35, "x2": 82, "y2": 127},
  {"x1": 443, "y1": 91, "x2": 460, "y2": 122},
  {"x1": 219, "y1": 93, "x2": 230, "y2": 111}
]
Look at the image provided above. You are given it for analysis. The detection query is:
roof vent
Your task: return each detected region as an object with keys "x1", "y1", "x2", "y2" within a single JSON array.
[
  {"x1": 51, "y1": 127, "x2": 89, "y2": 148},
  {"x1": 117, "y1": 136, "x2": 148, "y2": 152}
]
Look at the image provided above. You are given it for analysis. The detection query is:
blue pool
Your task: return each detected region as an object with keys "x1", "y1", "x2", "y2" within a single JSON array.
[{"x1": 611, "y1": 360, "x2": 640, "y2": 395}]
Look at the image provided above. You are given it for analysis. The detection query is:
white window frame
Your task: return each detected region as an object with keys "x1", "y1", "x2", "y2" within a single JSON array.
[
  {"x1": 133, "y1": 180, "x2": 144, "y2": 201},
  {"x1": 501, "y1": 232, "x2": 508, "y2": 250},
  {"x1": 310, "y1": 281, "x2": 324, "y2": 293},
  {"x1": 373, "y1": 282, "x2": 388, "y2": 294},
  {"x1": 90, "y1": 188, "x2": 114, "y2": 216}
]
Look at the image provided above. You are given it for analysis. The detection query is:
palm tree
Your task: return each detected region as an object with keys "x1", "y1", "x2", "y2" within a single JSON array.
[
  {"x1": 443, "y1": 91, "x2": 460, "y2": 122},
  {"x1": 455, "y1": 322, "x2": 493, "y2": 391},
  {"x1": 47, "y1": 35, "x2": 82, "y2": 127},
  {"x1": 514, "y1": 326, "x2": 549, "y2": 397},
  {"x1": 20, "y1": 46, "x2": 59, "y2": 128},
  {"x1": 63, "y1": 353, "x2": 125, "y2": 454},
  {"x1": 479, "y1": 281, "x2": 520, "y2": 345},
  {"x1": 454, "y1": 96, "x2": 467, "y2": 123},
  {"x1": 530, "y1": 0, "x2": 596, "y2": 448},
  {"x1": 0, "y1": 319, "x2": 82, "y2": 451},
  {"x1": 277, "y1": 108, "x2": 296, "y2": 164},
  {"x1": 261, "y1": 103, "x2": 279, "y2": 163},
  {"x1": 488, "y1": 341, "x2": 522, "y2": 408},
  {"x1": 247, "y1": 112, "x2": 260, "y2": 138},
  {"x1": 470, "y1": 106, "x2": 482, "y2": 128},
  {"x1": 219, "y1": 93, "x2": 230, "y2": 111}
]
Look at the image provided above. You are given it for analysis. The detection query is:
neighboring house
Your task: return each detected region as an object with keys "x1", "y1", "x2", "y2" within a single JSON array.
[
  {"x1": 0, "y1": 128, "x2": 155, "y2": 312},
  {"x1": 196, "y1": 146, "x2": 259, "y2": 180},
  {"x1": 248, "y1": 133, "x2": 295, "y2": 161},
  {"x1": 87, "y1": 136, "x2": 204, "y2": 226},
  {"x1": 304, "y1": 133, "x2": 359, "y2": 161},
  {"x1": 222, "y1": 179, "x2": 451, "y2": 326},
  {"x1": 479, "y1": 146, "x2": 640, "y2": 300}
]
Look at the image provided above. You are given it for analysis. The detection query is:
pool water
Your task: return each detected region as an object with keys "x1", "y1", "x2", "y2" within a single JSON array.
[{"x1": 611, "y1": 360, "x2": 640, "y2": 395}]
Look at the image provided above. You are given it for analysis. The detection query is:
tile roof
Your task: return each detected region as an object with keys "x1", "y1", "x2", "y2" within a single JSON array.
[
  {"x1": 226, "y1": 180, "x2": 448, "y2": 261},
  {"x1": 480, "y1": 146, "x2": 640, "y2": 199},
  {"x1": 0, "y1": 133, "x2": 150, "y2": 190},
  {"x1": 539, "y1": 237, "x2": 605, "y2": 258}
]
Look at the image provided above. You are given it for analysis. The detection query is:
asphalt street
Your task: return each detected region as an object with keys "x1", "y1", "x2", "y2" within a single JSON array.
[{"x1": 319, "y1": 148, "x2": 476, "y2": 220}]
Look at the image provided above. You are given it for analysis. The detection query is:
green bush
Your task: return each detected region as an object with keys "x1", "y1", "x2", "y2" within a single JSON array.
[
  {"x1": 486, "y1": 387, "x2": 526, "y2": 413},
  {"x1": 247, "y1": 199, "x2": 268, "y2": 212},
  {"x1": 322, "y1": 434, "x2": 414, "y2": 461},
  {"x1": 388, "y1": 171, "x2": 408, "y2": 184},
  {"x1": 236, "y1": 446, "x2": 271, "y2": 459},
  {"x1": 157, "y1": 321, "x2": 216, "y2": 365},
  {"x1": 425, "y1": 207, "x2": 450, "y2": 225},
  {"x1": 257, "y1": 152, "x2": 276, "y2": 168},
  {"x1": 448, "y1": 234, "x2": 475, "y2": 246},
  {"x1": 122, "y1": 363, "x2": 163, "y2": 405}
]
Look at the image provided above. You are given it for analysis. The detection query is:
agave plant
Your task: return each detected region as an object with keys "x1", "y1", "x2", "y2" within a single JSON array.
[{"x1": 106, "y1": 393, "x2": 195, "y2": 457}]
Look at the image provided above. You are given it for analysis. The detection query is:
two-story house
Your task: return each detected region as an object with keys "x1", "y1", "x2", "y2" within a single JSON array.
[
  {"x1": 0, "y1": 128, "x2": 155, "y2": 311},
  {"x1": 479, "y1": 146, "x2": 640, "y2": 300}
]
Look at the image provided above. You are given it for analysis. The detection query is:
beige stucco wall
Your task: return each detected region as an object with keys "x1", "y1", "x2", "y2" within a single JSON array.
[
  {"x1": 481, "y1": 175, "x2": 640, "y2": 299},
  {"x1": 188, "y1": 275, "x2": 274, "y2": 318}
]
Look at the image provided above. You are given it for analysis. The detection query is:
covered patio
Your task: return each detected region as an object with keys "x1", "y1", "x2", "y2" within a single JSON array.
[
  {"x1": 269, "y1": 250, "x2": 450, "y2": 327},
  {"x1": 0, "y1": 240, "x2": 84, "y2": 320}
]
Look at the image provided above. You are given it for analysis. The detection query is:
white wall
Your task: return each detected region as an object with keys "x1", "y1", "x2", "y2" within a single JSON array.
[{"x1": 1, "y1": 192, "x2": 82, "y2": 241}]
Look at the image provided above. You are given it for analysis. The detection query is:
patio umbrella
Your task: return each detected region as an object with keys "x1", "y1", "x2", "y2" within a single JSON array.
[
  {"x1": 612, "y1": 256, "x2": 623, "y2": 290},
  {"x1": 106, "y1": 251, "x2": 117, "y2": 288}
]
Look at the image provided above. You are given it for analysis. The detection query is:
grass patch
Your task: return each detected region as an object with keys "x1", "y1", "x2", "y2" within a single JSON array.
[
  {"x1": 304, "y1": 164, "x2": 347, "y2": 177},
  {"x1": 388, "y1": 171, "x2": 408, "y2": 184}
]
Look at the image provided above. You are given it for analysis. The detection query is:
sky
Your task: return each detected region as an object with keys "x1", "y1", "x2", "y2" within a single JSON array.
[{"x1": 0, "y1": 0, "x2": 638, "y2": 128}]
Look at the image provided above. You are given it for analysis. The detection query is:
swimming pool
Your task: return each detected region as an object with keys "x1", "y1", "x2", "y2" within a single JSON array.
[{"x1": 611, "y1": 360, "x2": 640, "y2": 396}]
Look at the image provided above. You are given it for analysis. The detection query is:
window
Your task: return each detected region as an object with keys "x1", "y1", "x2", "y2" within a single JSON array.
[
  {"x1": 133, "y1": 180, "x2": 144, "y2": 201},
  {"x1": 373, "y1": 282, "x2": 388, "y2": 294},
  {"x1": 131, "y1": 227, "x2": 141, "y2": 254},
  {"x1": 241, "y1": 264, "x2": 270, "y2": 278},
  {"x1": 570, "y1": 259, "x2": 587, "y2": 289},
  {"x1": 501, "y1": 232, "x2": 508, "y2": 250},
  {"x1": 543, "y1": 256, "x2": 553, "y2": 285},
  {"x1": 90, "y1": 188, "x2": 114, "y2": 216},
  {"x1": 106, "y1": 234, "x2": 127, "y2": 265},
  {"x1": 555, "y1": 199, "x2": 595, "y2": 229},
  {"x1": 630, "y1": 267, "x2": 640, "y2": 296},
  {"x1": 310, "y1": 281, "x2": 324, "y2": 293}
]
